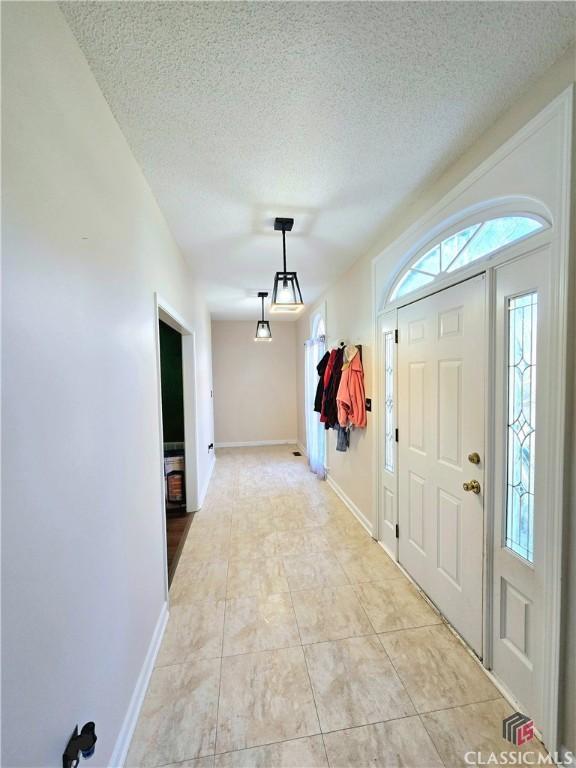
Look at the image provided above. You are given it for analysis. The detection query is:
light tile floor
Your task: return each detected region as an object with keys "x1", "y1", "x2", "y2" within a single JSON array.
[{"x1": 127, "y1": 446, "x2": 547, "y2": 768}]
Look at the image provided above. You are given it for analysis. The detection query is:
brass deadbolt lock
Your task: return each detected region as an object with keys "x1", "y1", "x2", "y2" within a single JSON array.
[
  {"x1": 468, "y1": 452, "x2": 481, "y2": 465},
  {"x1": 463, "y1": 480, "x2": 481, "y2": 494}
]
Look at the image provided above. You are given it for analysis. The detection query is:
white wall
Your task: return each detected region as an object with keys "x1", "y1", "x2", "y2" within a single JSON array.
[
  {"x1": 298, "y1": 45, "x2": 575, "y2": 522},
  {"x1": 212, "y1": 321, "x2": 297, "y2": 446},
  {"x1": 564, "y1": 69, "x2": 576, "y2": 757},
  {"x1": 2, "y1": 5, "x2": 214, "y2": 767},
  {"x1": 296, "y1": 45, "x2": 575, "y2": 752},
  {"x1": 297, "y1": 264, "x2": 374, "y2": 515}
]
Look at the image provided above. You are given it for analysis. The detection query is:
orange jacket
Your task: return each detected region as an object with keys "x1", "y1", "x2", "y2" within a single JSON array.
[{"x1": 337, "y1": 351, "x2": 367, "y2": 428}]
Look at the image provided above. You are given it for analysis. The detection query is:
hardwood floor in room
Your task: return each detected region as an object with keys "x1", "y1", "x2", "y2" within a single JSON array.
[
  {"x1": 128, "y1": 446, "x2": 547, "y2": 768},
  {"x1": 166, "y1": 509, "x2": 193, "y2": 585}
]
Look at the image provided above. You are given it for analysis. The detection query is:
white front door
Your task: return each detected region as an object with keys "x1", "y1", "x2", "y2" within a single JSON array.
[
  {"x1": 492, "y1": 248, "x2": 549, "y2": 730},
  {"x1": 398, "y1": 274, "x2": 486, "y2": 655}
]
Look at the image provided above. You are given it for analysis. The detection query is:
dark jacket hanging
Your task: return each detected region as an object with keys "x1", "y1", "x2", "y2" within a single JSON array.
[
  {"x1": 323, "y1": 346, "x2": 345, "y2": 429},
  {"x1": 320, "y1": 349, "x2": 337, "y2": 423},
  {"x1": 314, "y1": 351, "x2": 330, "y2": 413}
]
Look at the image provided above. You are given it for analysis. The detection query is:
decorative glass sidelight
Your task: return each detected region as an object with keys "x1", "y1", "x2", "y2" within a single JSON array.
[
  {"x1": 505, "y1": 292, "x2": 537, "y2": 562},
  {"x1": 384, "y1": 330, "x2": 395, "y2": 472}
]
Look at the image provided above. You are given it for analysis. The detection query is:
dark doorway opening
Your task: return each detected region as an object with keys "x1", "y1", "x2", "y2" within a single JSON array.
[{"x1": 158, "y1": 319, "x2": 191, "y2": 584}]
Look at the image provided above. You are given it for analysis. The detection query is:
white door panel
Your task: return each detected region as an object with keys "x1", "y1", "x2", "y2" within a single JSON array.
[
  {"x1": 398, "y1": 274, "x2": 486, "y2": 655},
  {"x1": 378, "y1": 312, "x2": 399, "y2": 557},
  {"x1": 492, "y1": 249, "x2": 550, "y2": 730},
  {"x1": 437, "y1": 488, "x2": 462, "y2": 587}
]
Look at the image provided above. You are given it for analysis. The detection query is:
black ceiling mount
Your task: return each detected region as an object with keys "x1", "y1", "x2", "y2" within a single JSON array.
[
  {"x1": 270, "y1": 216, "x2": 303, "y2": 312},
  {"x1": 274, "y1": 217, "x2": 294, "y2": 232},
  {"x1": 257, "y1": 291, "x2": 269, "y2": 298}
]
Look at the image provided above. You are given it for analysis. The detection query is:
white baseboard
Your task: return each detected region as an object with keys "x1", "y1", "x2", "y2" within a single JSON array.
[
  {"x1": 109, "y1": 602, "x2": 169, "y2": 767},
  {"x1": 296, "y1": 441, "x2": 307, "y2": 457},
  {"x1": 326, "y1": 474, "x2": 373, "y2": 536},
  {"x1": 214, "y1": 439, "x2": 297, "y2": 448},
  {"x1": 195, "y1": 453, "x2": 216, "y2": 509},
  {"x1": 373, "y1": 537, "x2": 547, "y2": 747}
]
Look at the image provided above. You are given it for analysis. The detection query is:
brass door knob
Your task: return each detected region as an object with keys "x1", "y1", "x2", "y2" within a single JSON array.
[
  {"x1": 463, "y1": 480, "x2": 481, "y2": 494},
  {"x1": 468, "y1": 452, "x2": 481, "y2": 465}
]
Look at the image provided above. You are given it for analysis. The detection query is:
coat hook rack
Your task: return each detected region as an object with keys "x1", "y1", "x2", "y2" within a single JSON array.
[{"x1": 336, "y1": 340, "x2": 363, "y2": 363}]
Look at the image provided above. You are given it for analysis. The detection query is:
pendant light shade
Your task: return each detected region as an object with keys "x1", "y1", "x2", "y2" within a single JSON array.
[
  {"x1": 270, "y1": 217, "x2": 304, "y2": 313},
  {"x1": 254, "y1": 292, "x2": 272, "y2": 341}
]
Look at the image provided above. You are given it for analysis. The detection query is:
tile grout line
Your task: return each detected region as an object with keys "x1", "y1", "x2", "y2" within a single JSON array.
[
  {"x1": 155, "y1": 624, "x2": 445, "y2": 670},
  {"x1": 154, "y1": 621, "x2": 451, "y2": 671},
  {"x1": 374, "y1": 632, "x2": 449, "y2": 768},
  {"x1": 175, "y1": 570, "x2": 410, "y2": 594},
  {"x1": 211, "y1": 551, "x2": 231, "y2": 758},
  {"x1": 287, "y1": 585, "x2": 331, "y2": 767},
  {"x1": 418, "y1": 694, "x2": 505, "y2": 717},
  {"x1": 142, "y1": 448, "x2": 502, "y2": 768},
  {"x1": 284, "y1": 481, "x2": 408, "y2": 766},
  {"x1": 147, "y1": 700, "x2": 509, "y2": 768},
  {"x1": 417, "y1": 711, "x2": 449, "y2": 768}
]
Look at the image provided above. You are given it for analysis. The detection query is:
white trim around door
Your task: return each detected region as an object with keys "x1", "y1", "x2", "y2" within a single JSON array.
[
  {"x1": 372, "y1": 88, "x2": 573, "y2": 752},
  {"x1": 154, "y1": 293, "x2": 201, "y2": 600}
]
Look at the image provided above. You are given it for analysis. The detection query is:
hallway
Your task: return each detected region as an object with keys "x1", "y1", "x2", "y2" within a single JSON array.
[
  {"x1": 127, "y1": 447, "x2": 545, "y2": 768},
  {"x1": 3, "y1": 5, "x2": 575, "y2": 764}
]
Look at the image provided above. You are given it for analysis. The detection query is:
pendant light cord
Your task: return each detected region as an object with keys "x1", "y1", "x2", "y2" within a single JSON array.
[
  {"x1": 282, "y1": 227, "x2": 287, "y2": 273},
  {"x1": 261, "y1": 294, "x2": 265, "y2": 322}
]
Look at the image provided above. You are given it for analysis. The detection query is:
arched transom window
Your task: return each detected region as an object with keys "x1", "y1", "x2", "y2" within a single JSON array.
[
  {"x1": 311, "y1": 311, "x2": 326, "y2": 339},
  {"x1": 390, "y1": 215, "x2": 546, "y2": 301}
]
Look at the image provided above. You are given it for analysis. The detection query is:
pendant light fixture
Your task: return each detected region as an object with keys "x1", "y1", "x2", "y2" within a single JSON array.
[
  {"x1": 270, "y1": 217, "x2": 304, "y2": 313},
  {"x1": 254, "y1": 291, "x2": 272, "y2": 341}
]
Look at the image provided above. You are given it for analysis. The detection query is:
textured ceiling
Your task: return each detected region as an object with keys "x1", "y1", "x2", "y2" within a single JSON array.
[{"x1": 61, "y1": 1, "x2": 575, "y2": 319}]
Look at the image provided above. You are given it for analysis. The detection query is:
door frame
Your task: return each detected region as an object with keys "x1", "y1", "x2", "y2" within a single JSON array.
[
  {"x1": 374, "y1": 230, "x2": 567, "y2": 750},
  {"x1": 304, "y1": 303, "x2": 328, "y2": 471},
  {"x1": 372, "y1": 91, "x2": 572, "y2": 752},
  {"x1": 154, "y1": 293, "x2": 200, "y2": 600}
]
